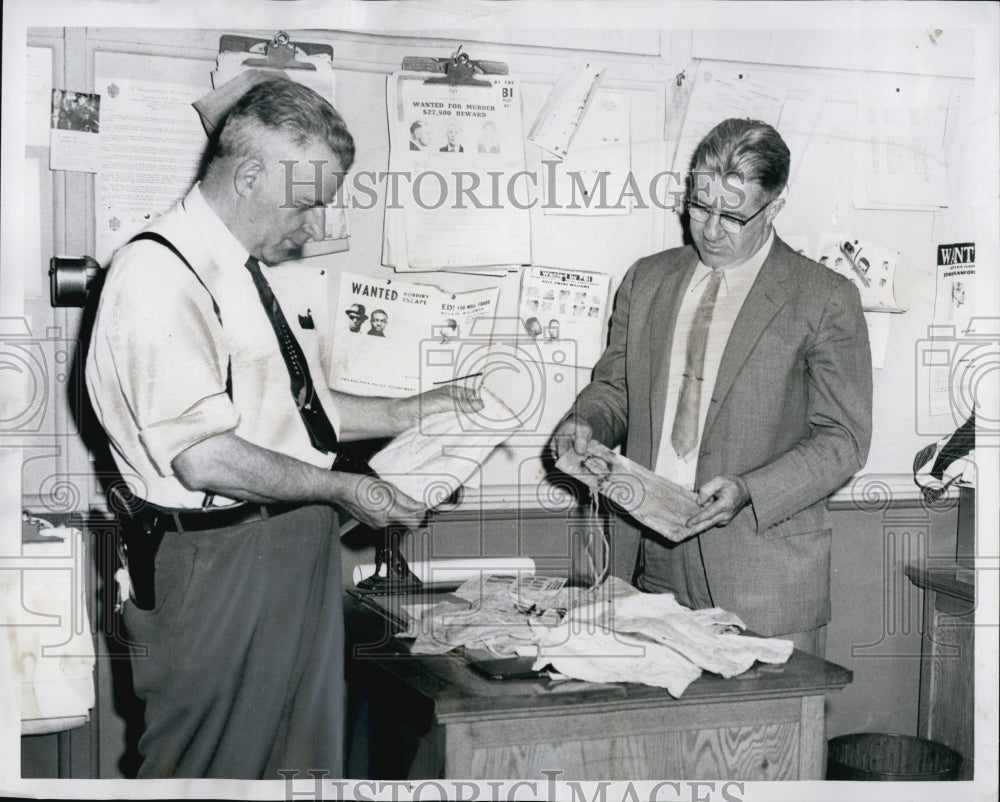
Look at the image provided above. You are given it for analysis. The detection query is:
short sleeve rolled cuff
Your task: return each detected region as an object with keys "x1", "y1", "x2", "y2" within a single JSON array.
[{"x1": 139, "y1": 392, "x2": 240, "y2": 477}]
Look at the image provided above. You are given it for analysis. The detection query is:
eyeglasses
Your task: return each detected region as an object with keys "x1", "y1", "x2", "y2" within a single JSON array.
[{"x1": 686, "y1": 198, "x2": 772, "y2": 234}]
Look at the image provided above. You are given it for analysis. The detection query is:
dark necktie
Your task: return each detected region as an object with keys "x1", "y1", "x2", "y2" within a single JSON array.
[
  {"x1": 244, "y1": 256, "x2": 338, "y2": 454},
  {"x1": 671, "y1": 269, "x2": 723, "y2": 459}
]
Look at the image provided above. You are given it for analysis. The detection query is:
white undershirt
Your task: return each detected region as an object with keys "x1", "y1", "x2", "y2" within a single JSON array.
[{"x1": 653, "y1": 232, "x2": 773, "y2": 490}]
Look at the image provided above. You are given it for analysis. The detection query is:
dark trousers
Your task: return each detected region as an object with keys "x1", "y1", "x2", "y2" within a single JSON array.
[{"x1": 122, "y1": 505, "x2": 343, "y2": 779}]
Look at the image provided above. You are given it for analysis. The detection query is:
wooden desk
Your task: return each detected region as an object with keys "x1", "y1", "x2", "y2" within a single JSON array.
[
  {"x1": 905, "y1": 562, "x2": 975, "y2": 780},
  {"x1": 345, "y1": 594, "x2": 852, "y2": 780}
]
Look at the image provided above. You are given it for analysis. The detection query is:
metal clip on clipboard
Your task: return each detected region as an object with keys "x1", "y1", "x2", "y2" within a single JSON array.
[
  {"x1": 197, "y1": 32, "x2": 334, "y2": 136},
  {"x1": 402, "y1": 46, "x2": 508, "y2": 87},
  {"x1": 219, "y1": 31, "x2": 332, "y2": 72}
]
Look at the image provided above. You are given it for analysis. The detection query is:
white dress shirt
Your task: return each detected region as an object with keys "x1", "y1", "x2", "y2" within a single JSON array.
[
  {"x1": 653, "y1": 232, "x2": 774, "y2": 490},
  {"x1": 86, "y1": 185, "x2": 340, "y2": 508}
]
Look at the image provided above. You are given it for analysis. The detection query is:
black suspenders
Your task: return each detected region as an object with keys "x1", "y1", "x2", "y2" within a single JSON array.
[
  {"x1": 128, "y1": 230, "x2": 232, "y2": 510},
  {"x1": 128, "y1": 231, "x2": 232, "y2": 400}
]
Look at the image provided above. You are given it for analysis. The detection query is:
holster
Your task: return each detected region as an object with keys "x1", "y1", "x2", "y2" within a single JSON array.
[
  {"x1": 110, "y1": 484, "x2": 165, "y2": 611},
  {"x1": 118, "y1": 513, "x2": 165, "y2": 611}
]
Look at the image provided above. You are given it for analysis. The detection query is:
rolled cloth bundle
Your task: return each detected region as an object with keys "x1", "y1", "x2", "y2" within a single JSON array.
[{"x1": 556, "y1": 440, "x2": 701, "y2": 542}]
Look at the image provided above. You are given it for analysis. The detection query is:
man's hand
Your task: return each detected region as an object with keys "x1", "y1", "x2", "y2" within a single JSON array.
[
  {"x1": 337, "y1": 473, "x2": 428, "y2": 531},
  {"x1": 685, "y1": 474, "x2": 751, "y2": 535},
  {"x1": 550, "y1": 415, "x2": 594, "y2": 461},
  {"x1": 332, "y1": 386, "x2": 483, "y2": 441},
  {"x1": 416, "y1": 383, "x2": 484, "y2": 418}
]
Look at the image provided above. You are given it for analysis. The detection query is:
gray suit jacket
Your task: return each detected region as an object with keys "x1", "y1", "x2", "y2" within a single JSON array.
[{"x1": 574, "y1": 236, "x2": 872, "y2": 635}]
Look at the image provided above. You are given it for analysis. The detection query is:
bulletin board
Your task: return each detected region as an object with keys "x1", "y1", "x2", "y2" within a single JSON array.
[{"x1": 55, "y1": 26, "x2": 986, "y2": 512}]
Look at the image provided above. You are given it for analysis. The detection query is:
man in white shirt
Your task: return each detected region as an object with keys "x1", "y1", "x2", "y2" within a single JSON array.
[
  {"x1": 552, "y1": 119, "x2": 872, "y2": 656},
  {"x1": 86, "y1": 78, "x2": 477, "y2": 779}
]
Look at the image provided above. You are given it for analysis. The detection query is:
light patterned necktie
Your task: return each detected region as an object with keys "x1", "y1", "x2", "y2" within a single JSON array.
[{"x1": 671, "y1": 269, "x2": 723, "y2": 459}]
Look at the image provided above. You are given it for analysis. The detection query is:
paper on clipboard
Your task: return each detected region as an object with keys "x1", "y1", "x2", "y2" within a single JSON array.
[
  {"x1": 528, "y1": 61, "x2": 605, "y2": 160},
  {"x1": 196, "y1": 34, "x2": 347, "y2": 257},
  {"x1": 383, "y1": 70, "x2": 531, "y2": 272}
]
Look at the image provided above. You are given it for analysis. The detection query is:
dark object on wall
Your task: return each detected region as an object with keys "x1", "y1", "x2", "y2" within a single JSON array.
[
  {"x1": 912, "y1": 411, "x2": 975, "y2": 504},
  {"x1": 827, "y1": 732, "x2": 962, "y2": 781},
  {"x1": 50, "y1": 255, "x2": 102, "y2": 306}
]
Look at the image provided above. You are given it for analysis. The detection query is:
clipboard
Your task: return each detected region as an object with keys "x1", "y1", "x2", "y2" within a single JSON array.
[
  {"x1": 219, "y1": 31, "x2": 332, "y2": 72},
  {"x1": 402, "y1": 46, "x2": 507, "y2": 87},
  {"x1": 197, "y1": 31, "x2": 336, "y2": 134}
]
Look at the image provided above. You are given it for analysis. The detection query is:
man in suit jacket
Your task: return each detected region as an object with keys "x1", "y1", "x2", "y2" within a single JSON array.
[
  {"x1": 441, "y1": 123, "x2": 464, "y2": 153},
  {"x1": 410, "y1": 120, "x2": 431, "y2": 151},
  {"x1": 552, "y1": 119, "x2": 872, "y2": 655}
]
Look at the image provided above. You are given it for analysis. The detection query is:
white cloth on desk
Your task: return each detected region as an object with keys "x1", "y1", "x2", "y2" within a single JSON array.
[
  {"x1": 397, "y1": 573, "x2": 793, "y2": 697},
  {"x1": 2, "y1": 527, "x2": 96, "y2": 734},
  {"x1": 527, "y1": 625, "x2": 704, "y2": 697},
  {"x1": 523, "y1": 577, "x2": 792, "y2": 696}
]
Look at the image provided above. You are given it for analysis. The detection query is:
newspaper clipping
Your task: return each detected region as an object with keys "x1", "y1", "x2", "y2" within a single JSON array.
[
  {"x1": 815, "y1": 234, "x2": 903, "y2": 312},
  {"x1": 331, "y1": 271, "x2": 499, "y2": 396},
  {"x1": 517, "y1": 266, "x2": 611, "y2": 368}
]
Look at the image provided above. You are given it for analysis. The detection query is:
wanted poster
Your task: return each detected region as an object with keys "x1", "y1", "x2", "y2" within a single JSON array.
[
  {"x1": 933, "y1": 242, "x2": 976, "y2": 328},
  {"x1": 331, "y1": 272, "x2": 499, "y2": 396},
  {"x1": 383, "y1": 71, "x2": 532, "y2": 272},
  {"x1": 517, "y1": 266, "x2": 612, "y2": 368}
]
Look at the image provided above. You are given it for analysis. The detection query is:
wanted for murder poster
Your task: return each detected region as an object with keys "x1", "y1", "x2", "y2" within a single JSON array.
[{"x1": 383, "y1": 71, "x2": 531, "y2": 271}]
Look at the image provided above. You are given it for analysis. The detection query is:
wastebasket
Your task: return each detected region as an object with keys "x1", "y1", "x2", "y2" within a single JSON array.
[{"x1": 827, "y1": 733, "x2": 962, "y2": 780}]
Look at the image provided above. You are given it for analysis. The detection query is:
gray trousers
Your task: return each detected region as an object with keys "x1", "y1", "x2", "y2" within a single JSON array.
[{"x1": 123, "y1": 505, "x2": 343, "y2": 779}]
